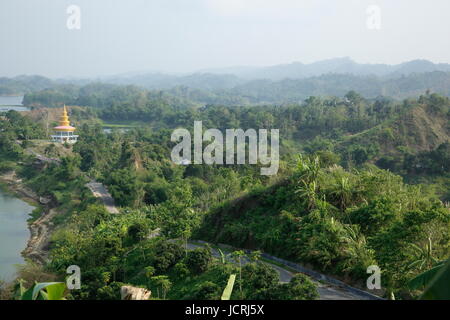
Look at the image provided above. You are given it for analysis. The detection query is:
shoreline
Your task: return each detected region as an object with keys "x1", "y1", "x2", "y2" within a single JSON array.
[{"x1": 0, "y1": 171, "x2": 55, "y2": 265}]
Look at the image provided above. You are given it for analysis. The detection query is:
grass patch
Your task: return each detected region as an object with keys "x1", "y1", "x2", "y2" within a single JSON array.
[{"x1": 101, "y1": 122, "x2": 140, "y2": 128}]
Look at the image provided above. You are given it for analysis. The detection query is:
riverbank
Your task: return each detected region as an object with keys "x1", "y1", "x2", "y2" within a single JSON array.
[{"x1": 0, "y1": 171, "x2": 56, "y2": 265}]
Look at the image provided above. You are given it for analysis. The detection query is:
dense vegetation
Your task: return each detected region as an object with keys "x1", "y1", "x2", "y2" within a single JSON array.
[
  {"x1": 4, "y1": 57, "x2": 450, "y2": 101},
  {"x1": 1, "y1": 85, "x2": 449, "y2": 300},
  {"x1": 197, "y1": 157, "x2": 450, "y2": 298}
]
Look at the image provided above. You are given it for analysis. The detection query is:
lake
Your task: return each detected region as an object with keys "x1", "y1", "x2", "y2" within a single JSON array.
[
  {"x1": 0, "y1": 95, "x2": 29, "y2": 112},
  {"x1": 0, "y1": 188, "x2": 33, "y2": 282}
]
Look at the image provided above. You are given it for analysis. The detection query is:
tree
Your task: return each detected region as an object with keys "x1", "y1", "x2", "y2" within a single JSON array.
[
  {"x1": 272, "y1": 274, "x2": 319, "y2": 300},
  {"x1": 329, "y1": 177, "x2": 353, "y2": 212},
  {"x1": 242, "y1": 262, "x2": 278, "y2": 297},
  {"x1": 107, "y1": 168, "x2": 144, "y2": 207},
  {"x1": 127, "y1": 221, "x2": 149, "y2": 244},
  {"x1": 152, "y1": 241, "x2": 184, "y2": 273},
  {"x1": 192, "y1": 281, "x2": 221, "y2": 300},
  {"x1": 250, "y1": 251, "x2": 262, "y2": 262},
  {"x1": 296, "y1": 180, "x2": 318, "y2": 211},
  {"x1": 349, "y1": 197, "x2": 399, "y2": 235},
  {"x1": 232, "y1": 250, "x2": 246, "y2": 299},
  {"x1": 144, "y1": 266, "x2": 155, "y2": 286},
  {"x1": 151, "y1": 275, "x2": 172, "y2": 299},
  {"x1": 186, "y1": 247, "x2": 213, "y2": 274}
]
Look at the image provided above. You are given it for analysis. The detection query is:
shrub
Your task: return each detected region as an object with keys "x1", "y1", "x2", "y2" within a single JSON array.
[
  {"x1": 253, "y1": 274, "x2": 319, "y2": 300},
  {"x1": 191, "y1": 281, "x2": 221, "y2": 300},
  {"x1": 185, "y1": 247, "x2": 213, "y2": 274},
  {"x1": 172, "y1": 262, "x2": 190, "y2": 279},
  {"x1": 242, "y1": 263, "x2": 279, "y2": 294},
  {"x1": 153, "y1": 241, "x2": 184, "y2": 273},
  {"x1": 0, "y1": 161, "x2": 15, "y2": 173}
]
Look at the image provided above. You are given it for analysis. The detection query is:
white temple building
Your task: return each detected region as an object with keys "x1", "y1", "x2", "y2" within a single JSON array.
[{"x1": 51, "y1": 105, "x2": 78, "y2": 144}]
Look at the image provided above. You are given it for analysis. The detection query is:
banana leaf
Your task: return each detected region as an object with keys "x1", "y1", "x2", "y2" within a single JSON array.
[
  {"x1": 420, "y1": 258, "x2": 450, "y2": 300},
  {"x1": 408, "y1": 260, "x2": 446, "y2": 290},
  {"x1": 19, "y1": 282, "x2": 67, "y2": 300},
  {"x1": 221, "y1": 274, "x2": 236, "y2": 300}
]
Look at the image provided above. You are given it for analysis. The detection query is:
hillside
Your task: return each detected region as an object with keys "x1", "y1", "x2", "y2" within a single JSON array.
[
  {"x1": 4, "y1": 58, "x2": 450, "y2": 103},
  {"x1": 195, "y1": 158, "x2": 450, "y2": 299},
  {"x1": 202, "y1": 58, "x2": 450, "y2": 80},
  {"x1": 228, "y1": 72, "x2": 450, "y2": 103},
  {"x1": 340, "y1": 95, "x2": 450, "y2": 158}
]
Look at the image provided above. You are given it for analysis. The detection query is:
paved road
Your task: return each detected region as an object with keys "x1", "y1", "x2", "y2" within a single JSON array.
[
  {"x1": 186, "y1": 242, "x2": 374, "y2": 300},
  {"x1": 26, "y1": 149, "x2": 119, "y2": 215},
  {"x1": 86, "y1": 181, "x2": 119, "y2": 214}
]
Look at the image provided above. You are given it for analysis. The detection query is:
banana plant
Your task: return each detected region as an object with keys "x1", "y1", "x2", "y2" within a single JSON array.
[
  {"x1": 15, "y1": 280, "x2": 67, "y2": 300},
  {"x1": 218, "y1": 248, "x2": 233, "y2": 264},
  {"x1": 408, "y1": 258, "x2": 450, "y2": 300}
]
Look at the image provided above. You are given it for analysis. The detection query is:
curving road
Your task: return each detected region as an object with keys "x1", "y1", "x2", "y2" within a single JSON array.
[{"x1": 186, "y1": 242, "x2": 379, "y2": 300}]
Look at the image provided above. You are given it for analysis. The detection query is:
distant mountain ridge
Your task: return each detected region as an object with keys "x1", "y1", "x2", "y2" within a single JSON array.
[
  {"x1": 4, "y1": 58, "x2": 450, "y2": 102},
  {"x1": 104, "y1": 72, "x2": 244, "y2": 91},
  {"x1": 98, "y1": 58, "x2": 450, "y2": 92},
  {"x1": 201, "y1": 57, "x2": 450, "y2": 80},
  {"x1": 225, "y1": 71, "x2": 450, "y2": 103}
]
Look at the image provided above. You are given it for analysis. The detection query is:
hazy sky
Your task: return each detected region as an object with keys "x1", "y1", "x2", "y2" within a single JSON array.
[{"x1": 1, "y1": 0, "x2": 450, "y2": 78}]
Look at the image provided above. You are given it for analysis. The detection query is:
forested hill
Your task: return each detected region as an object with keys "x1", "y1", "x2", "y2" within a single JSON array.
[
  {"x1": 201, "y1": 58, "x2": 450, "y2": 80},
  {"x1": 339, "y1": 94, "x2": 450, "y2": 158},
  {"x1": 0, "y1": 76, "x2": 54, "y2": 95},
  {"x1": 195, "y1": 157, "x2": 450, "y2": 299},
  {"x1": 1, "y1": 65, "x2": 449, "y2": 103},
  {"x1": 227, "y1": 72, "x2": 450, "y2": 103},
  {"x1": 1, "y1": 91, "x2": 449, "y2": 300},
  {"x1": 19, "y1": 72, "x2": 450, "y2": 106}
]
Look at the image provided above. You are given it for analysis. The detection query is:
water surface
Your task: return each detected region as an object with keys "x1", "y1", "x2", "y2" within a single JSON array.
[
  {"x1": 0, "y1": 96, "x2": 29, "y2": 112},
  {"x1": 0, "y1": 188, "x2": 33, "y2": 282}
]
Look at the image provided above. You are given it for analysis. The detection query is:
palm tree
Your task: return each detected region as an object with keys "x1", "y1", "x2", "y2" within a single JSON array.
[
  {"x1": 341, "y1": 225, "x2": 375, "y2": 272},
  {"x1": 296, "y1": 180, "x2": 318, "y2": 211},
  {"x1": 330, "y1": 177, "x2": 353, "y2": 212},
  {"x1": 151, "y1": 275, "x2": 172, "y2": 299},
  {"x1": 296, "y1": 155, "x2": 321, "y2": 184}
]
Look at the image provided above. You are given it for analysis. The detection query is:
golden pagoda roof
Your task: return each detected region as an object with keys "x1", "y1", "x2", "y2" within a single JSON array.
[{"x1": 54, "y1": 105, "x2": 76, "y2": 132}]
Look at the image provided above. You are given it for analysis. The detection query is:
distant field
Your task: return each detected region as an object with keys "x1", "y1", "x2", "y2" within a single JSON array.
[{"x1": 101, "y1": 122, "x2": 140, "y2": 128}]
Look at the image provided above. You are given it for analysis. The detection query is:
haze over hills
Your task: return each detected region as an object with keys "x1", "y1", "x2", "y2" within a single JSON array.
[
  {"x1": 3, "y1": 58, "x2": 450, "y2": 102},
  {"x1": 97, "y1": 58, "x2": 450, "y2": 95},
  {"x1": 199, "y1": 57, "x2": 450, "y2": 80}
]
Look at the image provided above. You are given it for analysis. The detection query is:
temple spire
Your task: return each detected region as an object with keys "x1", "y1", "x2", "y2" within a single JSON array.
[{"x1": 50, "y1": 105, "x2": 78, "y2": 144}]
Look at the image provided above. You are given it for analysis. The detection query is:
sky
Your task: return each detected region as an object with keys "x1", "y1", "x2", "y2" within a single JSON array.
[{"x1": 1, "y1": 0, "x2": 450, "y2": 78}]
